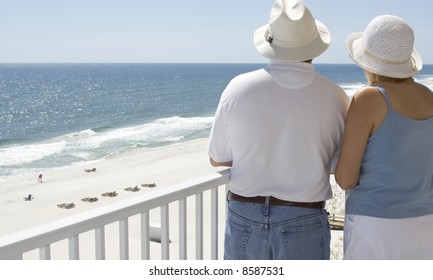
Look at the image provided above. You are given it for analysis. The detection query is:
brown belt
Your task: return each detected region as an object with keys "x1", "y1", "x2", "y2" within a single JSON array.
[{"x1": 227, "y1": 191, "x2": 325, "y2": 209}]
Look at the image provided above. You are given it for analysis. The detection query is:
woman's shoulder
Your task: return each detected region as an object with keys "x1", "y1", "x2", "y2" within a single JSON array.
[
  {"x1": 352, "y1": 86, "x2": 387, "y2": 109},
  {"x1": 349, "y1": 86, "x2": 389, "y2": 130},
  {"x1": 353, "y1": 86, "x2": 382, "y2": 100},
  {"x1": 414, "y1": 82, "x2": 433, "y2": 96}
]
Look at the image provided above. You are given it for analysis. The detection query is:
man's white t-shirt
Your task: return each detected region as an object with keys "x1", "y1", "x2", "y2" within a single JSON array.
[{"x1": 208, "y1": 61, "x2": 349, "y2": 202}]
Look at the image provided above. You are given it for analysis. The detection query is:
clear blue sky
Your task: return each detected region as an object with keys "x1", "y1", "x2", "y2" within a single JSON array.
[{"x1": 0, "y1": 0, "x2": 432, "y2": 64}]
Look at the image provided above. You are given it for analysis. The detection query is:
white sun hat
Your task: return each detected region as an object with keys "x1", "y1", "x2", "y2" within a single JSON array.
[
  {"x1": 347, "y1": 15, "x2": 422, "y2": 78},
  {"x1": 254, "y1": 0, "x2": 330, "y2": 62}
]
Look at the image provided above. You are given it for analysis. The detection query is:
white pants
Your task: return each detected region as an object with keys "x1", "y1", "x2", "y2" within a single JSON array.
[{"x1": 344, "y1": 213, "x2": 433, "y2": 260}]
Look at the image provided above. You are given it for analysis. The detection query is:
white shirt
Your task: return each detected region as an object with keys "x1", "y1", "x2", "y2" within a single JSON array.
[{"x1": 208, "y1": 61, "x2": 349, "y2": 202}]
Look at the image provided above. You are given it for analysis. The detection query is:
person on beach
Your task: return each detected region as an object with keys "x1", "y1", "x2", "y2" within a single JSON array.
[
  {"x1": 335, "y1": 15, "x2": 433, "y2": 259},
  {"x1": 208, "y1": 0, "x2": 349, "y2": 260},
  {"x1": 38, "y1": 174, "x2": 43, "y2": 183}
]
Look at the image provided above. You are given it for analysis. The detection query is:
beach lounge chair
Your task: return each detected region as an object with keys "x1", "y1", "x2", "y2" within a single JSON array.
[
  {"x1": 124, "y1": 186, "x2": 140, "y2": 192},
  {"x1": 101, "y1": 191, "x2": 118, "y2": 197},
  {"x1": 141, "y1": 183, "x2": 156, "y2": 188},
  {"x1": 57, "y1": 203, "x2": 75, "y2": 209},
  {"x1": 81, "y1": 197, "x2": 99, "y2": 203}
]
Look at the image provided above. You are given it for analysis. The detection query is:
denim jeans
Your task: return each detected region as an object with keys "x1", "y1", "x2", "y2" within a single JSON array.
[{"x1": 224, "y1": 199, "x2": 330, "y2": 260}]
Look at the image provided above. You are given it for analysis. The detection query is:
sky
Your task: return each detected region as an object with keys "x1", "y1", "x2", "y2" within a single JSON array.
[{"x1": 0, "y1": 0, "x2": 432, "y2": 64}]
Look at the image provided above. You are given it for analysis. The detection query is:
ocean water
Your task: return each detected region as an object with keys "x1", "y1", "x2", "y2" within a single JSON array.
[{"x1": 1, "y1": 63, "x2": 433, "y2": 180}]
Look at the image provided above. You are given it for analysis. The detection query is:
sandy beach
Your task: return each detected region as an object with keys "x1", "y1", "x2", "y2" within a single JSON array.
[
  {"x1": 0, "y1": 139, "x2": 222, "y2": 235},
  {"x1": 0, "y1": 138, "x2": 344, "y2": 259}
]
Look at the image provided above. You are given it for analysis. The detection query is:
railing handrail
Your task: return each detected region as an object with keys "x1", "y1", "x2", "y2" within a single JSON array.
[{"x1": 0, "y1": 169, "x2": 231, "y2": 260}]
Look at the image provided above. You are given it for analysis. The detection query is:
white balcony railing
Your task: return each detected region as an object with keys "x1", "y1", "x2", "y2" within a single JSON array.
[{"x1": 0, "y1": 169, "x2": 231, "y2": 260}]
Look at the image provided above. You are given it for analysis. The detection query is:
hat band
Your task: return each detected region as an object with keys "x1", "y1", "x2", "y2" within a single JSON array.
[
  {"x1": 265, "y1": 28, "x2": 319, "y2": 48},
  {"x1": 363, "y1": 49, "x2": 411, "y2": 65}
]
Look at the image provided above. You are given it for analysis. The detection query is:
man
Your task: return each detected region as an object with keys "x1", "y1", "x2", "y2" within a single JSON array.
[{"x1": 208, "y1": 0, "x2": 349, "y2": 259}]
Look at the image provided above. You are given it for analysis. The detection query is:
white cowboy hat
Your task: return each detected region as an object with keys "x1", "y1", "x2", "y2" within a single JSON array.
[
  {"x1": 254, "y1": 0, "x2": 330, "y2": 62},
  {"x1": 347, "y1": 15, "x2": 422, "y2": 78}
]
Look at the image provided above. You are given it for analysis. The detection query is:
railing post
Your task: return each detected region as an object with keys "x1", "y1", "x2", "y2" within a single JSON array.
[
  {"x1": 39, "y1": 245, "x2": 51, "y2": 260},
  {"x1": 211, "y1": 187, "x2": 218, "y2": 260},
  {"x1": 69, "y1": 235, "x2": 79, "y2": 260},
  {"x1": 95, "y1": 226, "x2": 105, "y2": 260},
  {"x1": 161, "y1": 204, "x2": 170, "y2": 260},
  {"x1": 179, "y1": 198, "x2": 187, "y2": 260},
  {"x1": 195, "y1": 192, "x2": 203, "y2": 260},
  {"x1": 119, "y1": 218, "x2": 129, "y2": 260},
  {"x1": 141, "y1": 211, "x2": 150, "y2": 260}
]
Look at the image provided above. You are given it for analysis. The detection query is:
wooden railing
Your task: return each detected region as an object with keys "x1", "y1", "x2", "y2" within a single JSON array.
[{"x1": 0, "y1": 169, "x2": 230, "y2": 260}]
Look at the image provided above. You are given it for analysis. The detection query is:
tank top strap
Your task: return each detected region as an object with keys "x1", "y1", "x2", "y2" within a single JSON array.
[{"x1": 374, "y1": 85, "x2": 392, "y2": 107}]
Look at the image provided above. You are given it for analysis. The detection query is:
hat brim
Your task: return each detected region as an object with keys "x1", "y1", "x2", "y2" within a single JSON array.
[
  {"x1": 347, "y1": 32, "x2": 422, "y2": 78},
  {"x1": 254, "y1": 20, "x2": 330, "y2": 62}
]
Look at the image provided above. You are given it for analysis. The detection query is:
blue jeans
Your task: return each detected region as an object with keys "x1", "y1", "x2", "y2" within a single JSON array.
[{"x1": 224, "y1": 200, "x2": 330, "y2": 260}]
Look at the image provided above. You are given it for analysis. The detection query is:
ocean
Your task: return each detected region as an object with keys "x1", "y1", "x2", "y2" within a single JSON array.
[{"x1": 1, "y1": 63, "x2": 433, "y2": 180}]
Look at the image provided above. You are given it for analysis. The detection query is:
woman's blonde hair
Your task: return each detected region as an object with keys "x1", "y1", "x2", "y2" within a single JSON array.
[{"x1": 366, "y1": 71, "x2": 414, "y2": 85}]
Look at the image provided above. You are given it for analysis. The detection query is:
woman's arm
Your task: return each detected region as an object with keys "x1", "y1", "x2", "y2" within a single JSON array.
[{"x1": 335, "y1": 87, "x2": 382, "y2": 189}]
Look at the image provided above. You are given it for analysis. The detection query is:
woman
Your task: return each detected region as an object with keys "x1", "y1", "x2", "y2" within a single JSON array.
[{"x1": 335, "y1": 15, "x2": 433, "y2": 259}]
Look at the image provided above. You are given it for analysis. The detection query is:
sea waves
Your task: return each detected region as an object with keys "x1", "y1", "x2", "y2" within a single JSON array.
[{"x1": 0, "y1": 116, "x2": 214, "y2": 179}]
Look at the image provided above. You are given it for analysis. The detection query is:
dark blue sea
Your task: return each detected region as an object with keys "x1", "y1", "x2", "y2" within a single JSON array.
[{"x1": 1, "y1": 63, "x2": 433, "y2": 180}]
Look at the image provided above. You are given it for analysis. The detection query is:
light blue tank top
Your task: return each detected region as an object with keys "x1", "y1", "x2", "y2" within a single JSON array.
[{"x1": 346, "y1": 86, "x2": 433, "y2": 218}]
